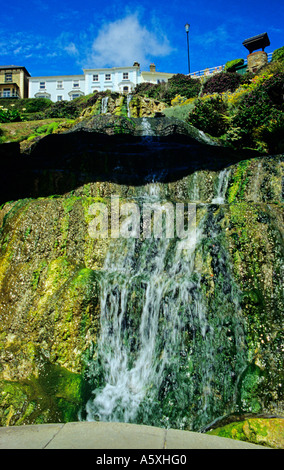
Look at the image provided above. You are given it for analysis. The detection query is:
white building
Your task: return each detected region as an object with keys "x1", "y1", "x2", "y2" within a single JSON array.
[
  {"x1": 84, "y1": 64, "x2": 141, "y2": 95},
  {"x1": 28, "y1": 74, "x2": 85, "y2": 101},
  {"x1": 28, "y1": 63, "x2": 174, "y2": 102}
]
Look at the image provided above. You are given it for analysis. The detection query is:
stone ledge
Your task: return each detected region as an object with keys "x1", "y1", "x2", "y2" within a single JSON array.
[{"x1": 0, "y1": 422, "x2": 269, "y2": 449}]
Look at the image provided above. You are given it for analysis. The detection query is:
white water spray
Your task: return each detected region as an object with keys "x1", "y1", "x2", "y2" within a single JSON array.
[{"x1": 211, "y1": 168, "x2": 231, "y2": 204}]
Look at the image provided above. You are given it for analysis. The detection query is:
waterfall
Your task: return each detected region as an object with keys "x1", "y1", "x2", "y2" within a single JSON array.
[
  {"x1": 211, "y1": 168, "x2": 231, "y2": 204},
  {"x1": 81, "y1": 118, "x2": 247, "y2": 430},
  {"x1": 83, "y1": 199, "x2": 247, "y2": 430},
  {"x1": 127, "y1": 94, "x2": 133, "y2": 118},
  {"x1": 251, "y1": 160, "x2": 262, "y2": 202},
  {"x1": 141, "y1": 117, "x2": 155, "y2": 138},
  {"x1": 190, "y1": 172, "x2": 200, "y2": 202},
  {"x1": 101, "y1": 96, "x2": 109, "y2": 114},
  {"x1": 85, "y1": 224, "x2": 201, "y2": 425}
]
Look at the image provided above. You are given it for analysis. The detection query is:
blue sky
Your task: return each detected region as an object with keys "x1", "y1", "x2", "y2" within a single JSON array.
[{"x1": 1, "y1": 0, "x2": 283, "y2": 77}]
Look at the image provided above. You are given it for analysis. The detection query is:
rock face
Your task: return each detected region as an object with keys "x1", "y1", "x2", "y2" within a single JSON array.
[
  {"x1": 128, "y1": 95, "x2": 167, "y2": 117},
  {"x1": 207, "y1": 418, "x2": 284, "y2": 449},
  {"x1": 0, "y1": 118, "x2": 283, "y2": 445},
  {"x1": 78, "y1": 94, "x2": 167, "y2": 119}
]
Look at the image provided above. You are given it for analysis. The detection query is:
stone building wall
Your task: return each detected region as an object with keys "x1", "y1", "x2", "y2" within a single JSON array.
[{"x1": 247, "y1": 51, "x2": 268, "y2": 73}]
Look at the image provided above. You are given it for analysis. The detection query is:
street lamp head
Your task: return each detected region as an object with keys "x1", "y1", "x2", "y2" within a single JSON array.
[{"x1": 185, "y1": 23, "x2": 190, "y2": 33}]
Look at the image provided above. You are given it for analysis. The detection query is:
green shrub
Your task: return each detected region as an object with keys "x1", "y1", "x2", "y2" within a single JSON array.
[
  {"x1": 0, "y1": 107, "x2": 21, "y2": 123},
  {"x1": 272, "y1": 45, "x2": 284, "y2": 63},
  {"x1": 134, "y1": 74, "x2": 201, "y2": 105},
  {"x1": 259, "y1": 113, "x2": 284, "y2": 153},
  {"x1": 134, "y1": 82, "x2": 157, "y2": 96},
  {"x1": 230, "y1": 75, "x2": 283, "y2": 150},
  {"x1": 187, "y1": 96, "x2": 229, "y2": 137},
  {"x1": 27, "y1": 122, "x2": 60, "y2": 141},
  {"x1": 20, "y1": 98, "x2": 52, "y2": 113},
  {"x1": 45, "y1": 100, "x2": 81, "y2": 119},
  {"x1": 202, "y1": 72, "x2": 243, "y2": 94},
  {"x1": 167, "y1": 74, "x2": 201, "y2": 100},
  {"x1": 224, "y1": 58, "x2": 245, "y2": 72},
  {"x1": 260, "y1": 71, "x2": 284, "y2": 108}
]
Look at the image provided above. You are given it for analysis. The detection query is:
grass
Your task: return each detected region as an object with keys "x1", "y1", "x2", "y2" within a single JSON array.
[
  {"x1": 163, "y1": 102, "x2": 196, "y2": 121},
  {"x1": 0, "y1": 118, "x2": 74, "y2": 147}
]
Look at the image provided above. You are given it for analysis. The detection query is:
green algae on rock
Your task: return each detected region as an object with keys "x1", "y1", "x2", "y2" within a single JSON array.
[{"x1": 207, "y1": 418, "x2": 284, "y2": 449}]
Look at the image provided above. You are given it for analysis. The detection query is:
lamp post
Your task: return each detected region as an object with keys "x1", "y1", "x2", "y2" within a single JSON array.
[{"x1": 185, "y1": 23, "x2": 190, "y2": 75}]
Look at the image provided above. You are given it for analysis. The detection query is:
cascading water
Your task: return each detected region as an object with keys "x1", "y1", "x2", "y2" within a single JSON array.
[
  {"x1": 211, "y1": 168, "x2": 231, "y2": 204},
  {"x1": 101, "y1": 96, "x2": 109, "y2": 114},
  {"x1": 85, "y1": 213, "x2": 199, "y2": 424},
  {"x1": 82, "y1": 118, "x2": 248, "y2": 431},
  {"x1": 127, "y1": 94, "x2": 133, "y2": 118}
]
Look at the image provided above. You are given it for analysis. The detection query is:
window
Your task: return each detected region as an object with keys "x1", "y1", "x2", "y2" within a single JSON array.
[
  {"x1": 57, "y1": 81, "x2": 63, "y2": 89},
  {"x1": 93, "y1": 74, "x2": 99, "y2": 81},
  {"x1": 5, "y1": 73, "x2": 12, "y2": 82},
  {"x1": 105, "y1": 74, "x2": 111, "y2": 81},
  {"x1": 123, "y1": 86, "x2": 129, "y2": 93},
  {"x1": 123, "y1": 72, "x2": 129, "y2": 80},
  {"x1": 57, "y1": 95, "x2": 63, "y2": 101},
  {"x1": 73, "y1": 80, "x2": 79, "y2": 88},
  {"x1": 71, "y1": 93, "x2": 80, "y2": 100},
  {"x1": 3, "y1": 88, "x2": 11, "y2": 97},
  {"x1": 39, "y1": 82, "x2": 45, "y2": 89}
]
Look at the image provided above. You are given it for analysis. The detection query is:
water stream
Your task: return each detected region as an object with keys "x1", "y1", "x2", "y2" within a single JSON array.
[
  {"x1": 101, "y1": 96, "x2": 109, "y2": 114},
  {"x1": 82, "y1": 119, "x2": 248, "y2": 431},
  {"x1": 211, "y1": 168, "x2": 231, "y2": 204},
  {"x1": 127, "y1": 94, "x2": 133, "y2": 118}
]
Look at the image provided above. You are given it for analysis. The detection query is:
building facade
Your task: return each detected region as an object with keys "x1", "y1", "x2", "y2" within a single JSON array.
[
  {"x1": 28, "y1": 63, "x2": 174, "y2": 102},
  {"x1": 28, "y1": 74, "x2": 85, "y2": 101},
  {"x1": 140, "y1": 63, "x2": 174, "y2": 85},
  {"x1": 84, "y1": 65, "x2": 141, "y2": 95},
  {"x1": 0, "y1": 65, "x2": 30, "y2": 99}
]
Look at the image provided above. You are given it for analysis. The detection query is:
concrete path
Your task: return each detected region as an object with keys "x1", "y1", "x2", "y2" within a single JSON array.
[{"x1": 0, "y1": 421, "x2": 268, "y2": 449}]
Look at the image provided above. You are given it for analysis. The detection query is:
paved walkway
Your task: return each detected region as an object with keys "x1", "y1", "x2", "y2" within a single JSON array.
[{"x1": 0, "y1": 421, "x2": 268, "y2": 449}]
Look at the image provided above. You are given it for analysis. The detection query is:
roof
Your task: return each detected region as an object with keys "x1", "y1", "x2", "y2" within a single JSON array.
[
  {"x1": 29, "y1": 74, "x2": 84, "y2": 80},
  {"x1": 242, "y1": 32, "x2": 270, "y2": 53},
  {"x1": 0, "y1": 65, "x2": 31, "y2": 76}
]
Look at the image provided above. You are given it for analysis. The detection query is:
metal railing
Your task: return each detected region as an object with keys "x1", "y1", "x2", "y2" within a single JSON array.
[
  {"x1": 0, "y1": 91, "x2": 20, "y2": 98},
  {"x1": 189, "y1": 51, "x2": 274, "y2": 78}
]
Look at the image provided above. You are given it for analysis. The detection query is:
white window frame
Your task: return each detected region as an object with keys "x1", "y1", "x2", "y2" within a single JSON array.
[
  {"x1": 123, "y1": 72, "x2": 129, "y2": 80},
  {"x1": 57, "y1": 95, "x2": 63, "y2": 101},
  {"x1": 57, "y1": 81, "x2": 63, "y2": 89},
  {"x1": 3, "y1": 88, "x2": 11, "y2": 97},
  {"x1": 93, "y1": 74, "x2": 99, "y2": 82},
  {"x1": 39, "y1": 81, "x2": 46, "y2": 89},
  {"x1": 5, "y1": 73, "x2": 12, "y2": 83},
  {"x1": 73, "y1": 80, "x2": 80, "y2": 88},
  {"x1": 105, "y1": 74, "x2": 111, "y2": 81}
]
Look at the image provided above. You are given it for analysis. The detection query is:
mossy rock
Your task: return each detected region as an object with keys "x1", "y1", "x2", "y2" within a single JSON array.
[
  {"x1": 207, "y1": 418, "x2": 284, "y2": 448},
  {"x1": 0, "y1": 358, "x2": 89, "y2": 426}
]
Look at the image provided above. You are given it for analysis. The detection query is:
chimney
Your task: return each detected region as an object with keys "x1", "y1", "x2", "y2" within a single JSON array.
[{"x1": 150, "y1": 63, "x2": 156, "y2": 72}]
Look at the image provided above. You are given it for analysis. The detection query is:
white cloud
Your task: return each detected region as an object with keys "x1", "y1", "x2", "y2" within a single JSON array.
[
  {"x1": 85, "y1": 13, "x2": 173, "y2": 68},
  {"x1": 64, "y1": 42, "x2": 79, "y2": 56}
]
